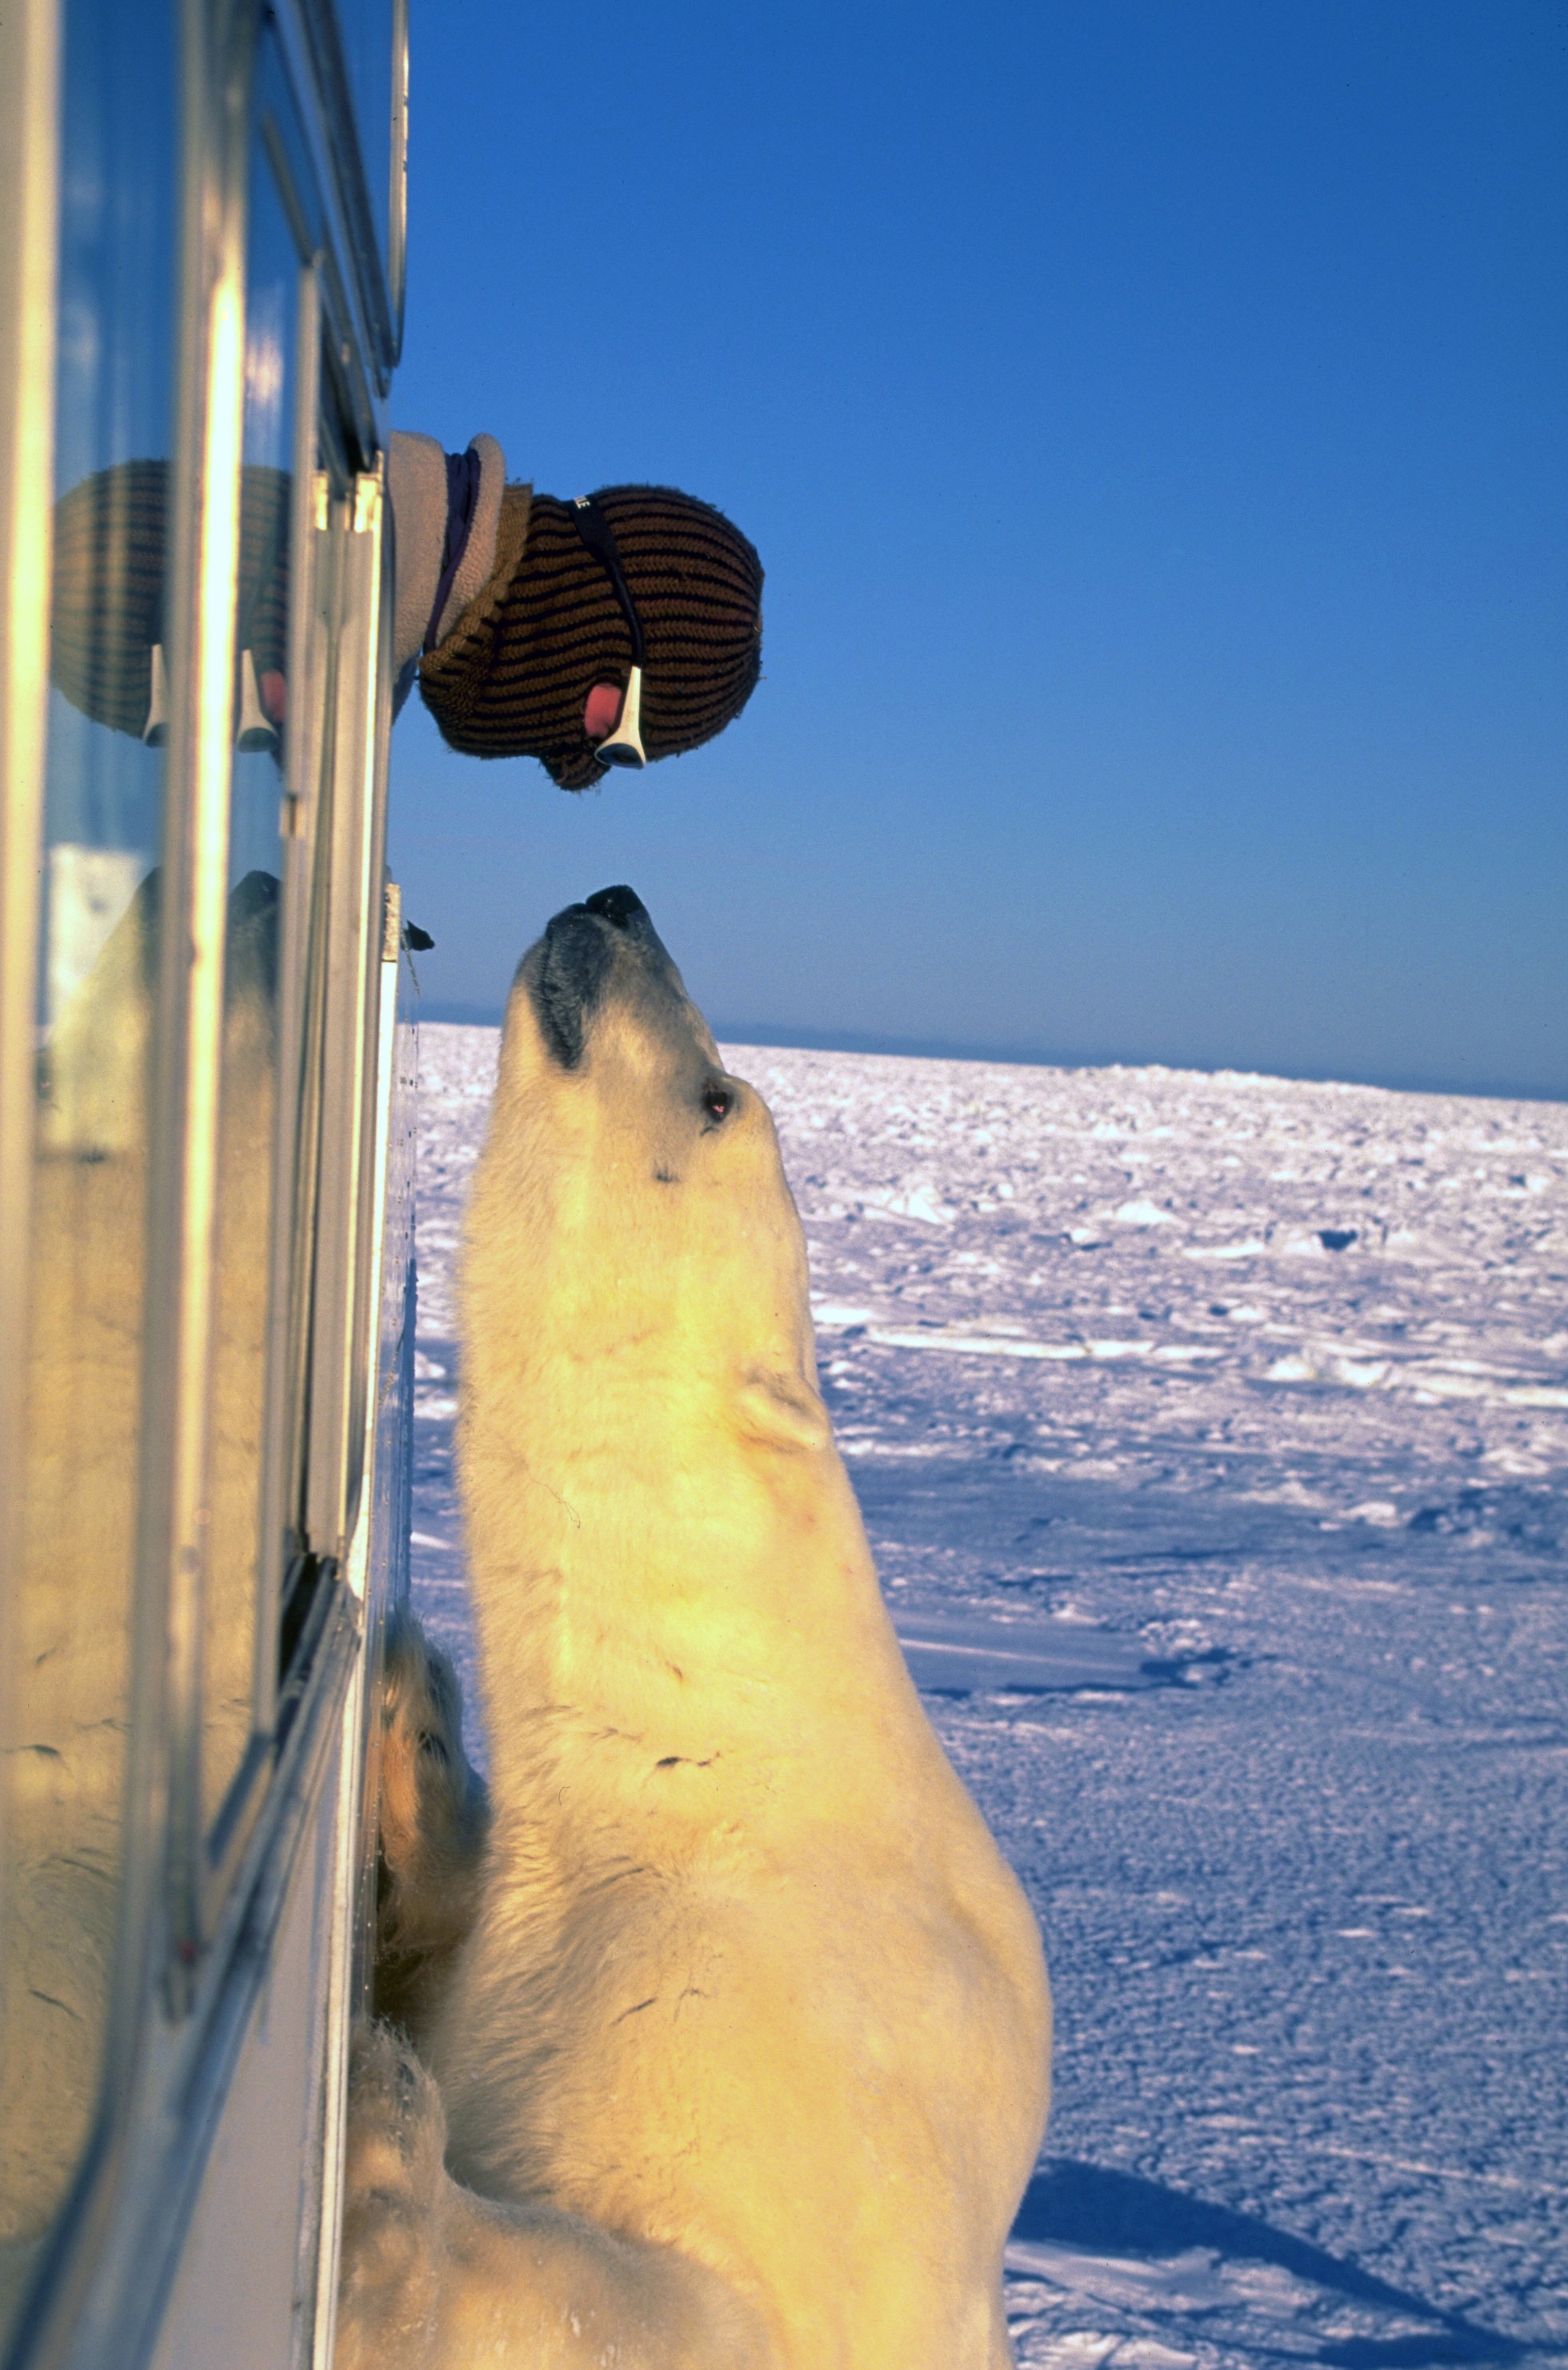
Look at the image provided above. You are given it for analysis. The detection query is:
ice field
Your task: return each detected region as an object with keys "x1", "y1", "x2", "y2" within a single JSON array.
[{"x1": 408, "y1": 1021, "x2": 1568, "y2": 2369}]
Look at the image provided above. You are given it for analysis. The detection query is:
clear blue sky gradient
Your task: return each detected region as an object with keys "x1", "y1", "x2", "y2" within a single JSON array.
[{"x1": 386, "y1": 0, "x2": 1566, "y2": 1099}]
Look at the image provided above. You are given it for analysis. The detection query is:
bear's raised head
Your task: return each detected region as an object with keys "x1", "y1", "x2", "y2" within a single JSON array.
[{"x1": 466, "y1": 885, "x2": 829, "y2": 1509}]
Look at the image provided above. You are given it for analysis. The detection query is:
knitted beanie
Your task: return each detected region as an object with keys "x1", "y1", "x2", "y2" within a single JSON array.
[{"x1": 417, "y1": 484, "x2": 763, "y2": 790}]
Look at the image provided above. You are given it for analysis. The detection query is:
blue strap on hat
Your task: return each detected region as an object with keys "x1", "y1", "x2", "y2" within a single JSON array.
[{"x1": 424, "y1": 446, "x2": 484, "y2": 655}]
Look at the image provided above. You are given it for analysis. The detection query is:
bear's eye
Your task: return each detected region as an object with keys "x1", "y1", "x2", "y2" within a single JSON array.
[{"x1": 702, "y1": 1085, "x2": 732, "y2": 1122}]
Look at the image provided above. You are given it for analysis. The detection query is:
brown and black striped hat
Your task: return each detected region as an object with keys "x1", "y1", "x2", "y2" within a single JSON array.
[{"x1": 416, "y1": 483, "x2": 763, "y2": 790}]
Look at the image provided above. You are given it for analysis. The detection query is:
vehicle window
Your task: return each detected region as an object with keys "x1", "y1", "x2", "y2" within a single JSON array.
[
  {"x1": 332, "y1": 0, "x2": 406, "y2": 337},
  {"x1": 0, "y1": 0, "x2": 178, "y2": 2332},
  {"x1": 202, "y1": 118, "x2": 302, "y2": 1865}
]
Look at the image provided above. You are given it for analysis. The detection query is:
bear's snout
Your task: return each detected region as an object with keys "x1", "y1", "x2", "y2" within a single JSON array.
[
  {"x1": 533, "y1": 906, "x2": 615, "y2": 1070},
  {"x1": 532, "y1": 885, "x2": 671, "y2": 1070},
  {"x1": 583, "y1": 883, "x2": 650, "y2": 934}
]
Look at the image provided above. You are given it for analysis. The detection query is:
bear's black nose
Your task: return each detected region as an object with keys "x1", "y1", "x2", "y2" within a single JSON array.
[{"x1": 584, "y1": 885, "x2": 648, "y2": 932}]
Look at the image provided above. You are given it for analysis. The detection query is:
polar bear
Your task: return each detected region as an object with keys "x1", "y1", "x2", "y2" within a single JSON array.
[{"x1": 336, "y1": 886, "x2": 1050, "y2": 2369}]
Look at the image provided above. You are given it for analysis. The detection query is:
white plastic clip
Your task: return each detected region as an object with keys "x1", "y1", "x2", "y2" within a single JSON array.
[
  {"x1": 596, "y1": 666, "x2": 646, "y2": 768},
  {"x1": 142, "y1": 643, "x2": 168, "y2": 746},
  {"x1": 235, "y1": 649, "x2": 278, "y2": 754}
]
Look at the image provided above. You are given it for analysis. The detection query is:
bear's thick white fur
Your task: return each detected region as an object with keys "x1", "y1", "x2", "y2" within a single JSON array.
[{"x1": 337, "y1": 889, "x2": 1050, "y2": 2368}]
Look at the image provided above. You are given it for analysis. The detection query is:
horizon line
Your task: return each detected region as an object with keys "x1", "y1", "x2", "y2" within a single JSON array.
[{"x1": 413, "y1": 1003, "x2": 1566, "y2": 1110}]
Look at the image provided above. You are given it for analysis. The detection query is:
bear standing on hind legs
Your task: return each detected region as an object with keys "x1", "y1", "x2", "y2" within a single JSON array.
[{"x1": 336, "y1": 887, "x2": 1051, "y2": 2369}]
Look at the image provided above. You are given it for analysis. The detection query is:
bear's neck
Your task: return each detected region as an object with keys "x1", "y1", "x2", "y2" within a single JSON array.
[{"x1": 458, "y1": 1374, "x2": 918, "y2": 1845}]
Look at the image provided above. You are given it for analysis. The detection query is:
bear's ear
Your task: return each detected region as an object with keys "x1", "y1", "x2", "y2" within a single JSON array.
[{"x1": 734, "y1": 1366, "x2": 830, "y2": 1455}]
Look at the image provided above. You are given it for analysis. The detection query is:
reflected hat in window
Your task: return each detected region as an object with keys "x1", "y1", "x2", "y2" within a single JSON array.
[
  {"x1": 416, "y1": 484, "x2": 764, "y2": 791},
  {"x1": 49, "y1": 460, "x2": 291, "y2": 742}
]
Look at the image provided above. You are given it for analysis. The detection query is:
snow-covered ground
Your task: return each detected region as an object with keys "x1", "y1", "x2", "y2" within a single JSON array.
[{"x1": 409, "y1": 1021, "x2": 1568, "y2": 2370}]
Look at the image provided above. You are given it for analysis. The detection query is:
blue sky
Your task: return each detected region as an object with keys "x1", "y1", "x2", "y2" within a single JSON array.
[{"x1": 386, "y1": 0, "x2": 1566, "y2": 1099}]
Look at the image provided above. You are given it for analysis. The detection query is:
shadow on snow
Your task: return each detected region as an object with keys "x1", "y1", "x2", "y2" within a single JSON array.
[{"x1": 1011, "y1": 2158, "x2": 1529, "y2": 2366}]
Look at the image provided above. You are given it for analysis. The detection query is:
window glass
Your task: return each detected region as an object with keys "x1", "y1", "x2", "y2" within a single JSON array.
[
  {"x1": 334, "y1": 0, "x2": 401, "y2": 312},
  {"x1": 202, "y1": 98, "x2": 300, "y2": 1855},
  {"x1": 0, "y1": 0, "x2": 177, "y2": 2334}
]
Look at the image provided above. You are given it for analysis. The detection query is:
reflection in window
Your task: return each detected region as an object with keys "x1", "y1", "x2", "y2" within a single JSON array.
[
  {"x1": 0, "y1": 0, "x2": 177, "y2": 2335},
  {"x1": 204, "y1": 117, "x2": 302, "y2": 1849}
]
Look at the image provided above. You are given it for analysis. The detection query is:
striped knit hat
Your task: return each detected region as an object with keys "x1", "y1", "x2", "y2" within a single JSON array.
[{"x1": 417, "y1": 484, "x2": 763, "y2": 790}]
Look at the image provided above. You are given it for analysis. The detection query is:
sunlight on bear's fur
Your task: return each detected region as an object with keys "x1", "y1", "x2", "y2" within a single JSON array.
[{"x1": 337, "y1": 887, "x2": 1051, "y2": 2369}]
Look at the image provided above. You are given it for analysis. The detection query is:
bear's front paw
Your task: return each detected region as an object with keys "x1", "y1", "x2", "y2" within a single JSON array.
[
  {"x1": 374, "y1": 1611, "x2": 490, "y2": 2043},
  {"x1": 335, "y1": 2024, "x2": 447, "y2": 2367}
]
